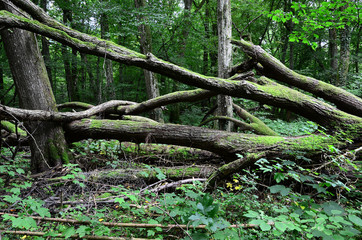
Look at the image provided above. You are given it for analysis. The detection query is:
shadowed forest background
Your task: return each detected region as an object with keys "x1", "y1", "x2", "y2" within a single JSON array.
[{"x1": 0, "y1": 0, "x2": 361, "y2": 239}]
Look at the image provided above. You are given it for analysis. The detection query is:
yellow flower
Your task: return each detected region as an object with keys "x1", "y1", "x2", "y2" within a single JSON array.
[
  {"x1": 21, "y1": 236, "x2": 27, "y2": 239},
  {"x1": 99, "y1": 218, "x2": 104, "y2": 222},
  {"x1": 226, "y1": 182, "x2": 233, "y2": 188},
  {"x1": 235, "y1": 185, "x2": 242, "y2": 190},
  {"x1": 233, "y1": 179, "x2": 239, "y2": 183}
]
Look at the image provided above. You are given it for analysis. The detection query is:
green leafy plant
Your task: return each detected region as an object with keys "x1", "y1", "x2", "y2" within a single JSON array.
[{"x1": 61, "y1": 163, "x2": 86, "y2": 188}]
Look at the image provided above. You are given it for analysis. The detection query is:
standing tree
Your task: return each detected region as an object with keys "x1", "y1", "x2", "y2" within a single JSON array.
[
  {"x1": 216, "y1": 0, "x2": 233, "y2": 131},
  {"x1": 0, "y1": 0, "x2": 361, "y2": 174},
  {"x1": 135, "y1": 0, "x2": 163, "y2": 122},
  {"x1": 0, "y1": 2, "x2": 71, "y2": 173},
  {"x1": 100, "y1": 1, "x2": 116, "y2": 102},
  {"x1": 40, "y1": 0, "x2": 53, "y2": 87}
]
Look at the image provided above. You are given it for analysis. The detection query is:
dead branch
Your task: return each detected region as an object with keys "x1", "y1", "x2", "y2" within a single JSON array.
[
  {"x1": 233, "y1": 103, "x2": 278, "y2": 136},
  {"x1": 0, "y1": 229, "x2": 149, "y2": 240},
  {"x1": 229, "y1": 59, "x2": 257, "y2": 76},
  {"x1": 231, "y1": 38, "x2": 362, "y2": 117},
  {"x1": 57, "y1": 101, "x2": 136, "y2": 111},
  {"x1": 0, "y1": 8, "x2": 361, "y2": 132},
  {"x1": 205, "y1": 152, "x2": 266, "y2": 189},
  {"x1": 0, "y1": 101, "x2": 135, "y2": 122},
  {"x1": 121, "y1": 115, "x2": 159, "y2": 124},
  {"x1": 0, "y1": 212, "x2": 272, "y2": 230},
  {"x1": 199, "y1": 116, "x2": 254, "y2": 131},
  {"x1": 118, "y1": 89, "x2": 215, "y2": 116},
  {"x1": 147, "y1": 178, "x2": 206, "y2": 193}
]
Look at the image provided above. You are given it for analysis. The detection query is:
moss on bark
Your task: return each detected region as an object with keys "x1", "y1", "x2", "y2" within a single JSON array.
[{"x1": 1, "y1": 120, "x2": 26, "y2": 136}]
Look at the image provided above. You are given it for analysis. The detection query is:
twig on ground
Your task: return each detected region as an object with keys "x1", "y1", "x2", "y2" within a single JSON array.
[
  {"x1": 0, "y1": 212, "x2": 272, "y2": 230},
  {"x1": 0, "y1": 229, "x2": 150, "y2": 240}
]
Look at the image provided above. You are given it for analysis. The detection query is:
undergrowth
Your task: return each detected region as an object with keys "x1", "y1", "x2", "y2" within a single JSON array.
[{"x1": 0, "y1": 140, "x2": 361, "y2": 239}]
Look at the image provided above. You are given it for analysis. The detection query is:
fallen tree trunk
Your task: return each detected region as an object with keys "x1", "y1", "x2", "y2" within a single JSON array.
[
  {"x1": 1, "y1": 120, "x2": 26, "y2": 136},
  {"x1": 0, "y1": 101, "x2": 133, "y2": 122},
  {"x1": 57, "y1": 89, "x2": 215, "y2": 117},
  {"x1": 117, "y1": 142, "x2": 222, "y2": 165},
  {"x1": 65, "y1": 119, "x2": 339, "y2": 160},
  {"x1": 3, "y1": 75, "x2": 361, "y2": 139},
  {"x1": 232, "y1": 103, "x2": 278, "y2": 136},
  {"x1": 232, "y1": 39, "x2": 362, "y2": 117},
  {"x1": 82, "y1": 165, "x2": 214, "y2": 183},
  {"x1": 0, "y1": 0, "x2": 361, "y2": 174},
  {"x1": 0, "y1": 9, "x2": 361, "y2": 136}
]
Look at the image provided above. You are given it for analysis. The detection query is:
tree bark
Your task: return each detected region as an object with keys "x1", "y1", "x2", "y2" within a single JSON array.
[
  {"x1": 338, "y1": 24, "x2": 351, "y2": 86},
  {"x1": 329, "y1": 28, "x2": 338, "y2": 84},
  {"x1": 41, "y1": 36, "x2": 53, "y2": 87},
  {"x1": 232, "y1": 39, "x2": 362, "y2": 117},
  {"x1": 100, "y1": 10, "x2": 116, "y2": 101},
  {"x1": 134, "y1": 0, "x2": 163, "y2": 122},
  {"x1": 0, "y1": 3, "x2": 71, "y2": 173},
  {"x1": 81, "y1": 53, "x2": 95, "y2": 94},
  {"x1": 0, "y1": 10, "x2": 361, "y2": 135},
  {"x1": 40, "y1": 0, "x2": 52, "y2": 87},
  {"x1": 217, "y1": 0, "x2": 233, "y2": 131},
  {"x1": 232, "y1": 103, "x2": 278, "y2": 136},
  {"x1": 202, "y1": 0, "x2": 210, "y2": 75},
  {"x1": 65, "y1": 119, "x2": 340, "y2": 160},
  {"x1": 96, "y1": 57, "x2": 102, "y2": 103},
  {"x1": 60, "y1": 2, "x2": 77, "y2": 101},
  {"x1": 0, "y1": 66, "x2": 3, "y2": 104},
  {"x1": 1, "y1": 0, "x2": 361, "y2": 176},
  {"x1": 354, "y1": 26, "x2": 360, "y2": 73}
]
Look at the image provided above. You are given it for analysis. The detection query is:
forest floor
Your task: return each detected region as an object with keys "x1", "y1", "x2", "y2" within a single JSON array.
[{"x1": 0, "y1": 139, "x2": 361, "y2": 239}]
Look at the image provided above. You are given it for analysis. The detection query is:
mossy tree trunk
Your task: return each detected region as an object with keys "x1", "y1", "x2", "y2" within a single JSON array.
[
  {"x1": 65, "y1": 119, "x2": 340, "y2": 160},
  {"x1": 0, "y1": 6, "x2": 362, "y2": 136},
  {"x1": 0, "y1": 3, "x2": 71, "y2": 173},
  {"x1": 2, "y1": 7, "x2": 360, "y2": 132},
  {"x1": 232, "y1": 39, "x2": 362, "y2": 117},
  {"x1": 0, "y1": 0, "x2": 362, "y2": 171}
]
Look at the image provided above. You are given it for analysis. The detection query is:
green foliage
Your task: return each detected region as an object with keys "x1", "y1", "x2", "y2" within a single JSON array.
[
  {"x1": 1, "y1": 143, "x2": 361, "y2": 239},
  {"x1": 179, "y1": 105, "x2": 207, "y2": 126},
  {"x1": 1, "y1": 0, "x2": 361, "y2": 238},
  {"x1": 60, "y1": 163, "x2": 86, "y2": 188},
  {"x1": 188, "y1": 194, "x2": 229, "y2": 232},
  {"x1": 343, "y1": 73, "x2": 362, "y2": 97},
  {"x1": 268, "y1": 0, "x2": 361, "y2": 50},
  {"x1": 256, "y1": 112, "x2": 318, "y2": 136},
  {"x1": 142, "y1": 165, "x2": 167, "y2": 180},
  {"x1": 222, "y1": 147, "x2": 361, "y2": 239}
]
